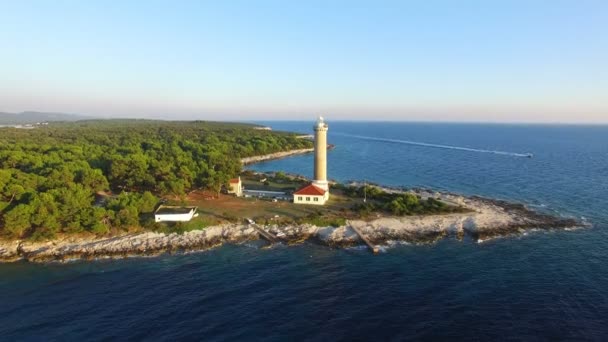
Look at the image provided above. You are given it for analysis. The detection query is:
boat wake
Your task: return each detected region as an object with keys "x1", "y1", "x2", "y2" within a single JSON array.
[{"x1": 334, "y1": 132, "x2": 532, "y2": 158}]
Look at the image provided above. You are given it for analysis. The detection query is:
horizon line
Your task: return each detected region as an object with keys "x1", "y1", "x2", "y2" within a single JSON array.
[{"x1": 2, "y1": 110, "x2": 607, "y2": 126}]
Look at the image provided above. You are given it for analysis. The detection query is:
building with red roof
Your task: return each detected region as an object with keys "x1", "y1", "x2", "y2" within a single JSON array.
[{"x1": 293, "y1": 183, "x2": 329, "y2": 205}]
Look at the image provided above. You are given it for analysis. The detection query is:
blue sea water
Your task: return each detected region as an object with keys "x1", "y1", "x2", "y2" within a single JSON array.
[{"x1": 1, "y1": 122, "x2": 607, "y2": 341}]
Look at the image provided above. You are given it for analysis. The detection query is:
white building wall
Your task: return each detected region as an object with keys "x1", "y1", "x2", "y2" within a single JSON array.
[
  {"x1": 229, "y1": 182, "x2": 243, "y2": 197},
  {"x1": 293, "y1": 194, "x2": 327, "y2": 205},
  {"x1": 155, "y1": 212, "x2": 195, "y2": 222}
]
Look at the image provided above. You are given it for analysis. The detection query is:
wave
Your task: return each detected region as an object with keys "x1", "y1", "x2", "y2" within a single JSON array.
[
  {"x1": 344, "y1": 245, "x2": 368, "y2": 251},
  {"x1": 333, "y1": 132, "x2": 532, "y2": 157}
]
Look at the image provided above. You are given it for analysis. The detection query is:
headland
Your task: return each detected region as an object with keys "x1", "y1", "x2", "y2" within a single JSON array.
[
  {"x1": 0, "y1": 180, "x2": 579, "y2": 263},
  {"x1": 0, "y1": 120, "x2": 583, "y2": 263}
]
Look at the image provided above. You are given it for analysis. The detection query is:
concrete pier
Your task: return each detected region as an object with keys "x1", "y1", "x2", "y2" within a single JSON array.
[
  {"x1": 349, "y1": 224, "x2": 379, "y2": 254},
  {"x1": 251, "y1": 224, "x2": 279, "y2": 243}
]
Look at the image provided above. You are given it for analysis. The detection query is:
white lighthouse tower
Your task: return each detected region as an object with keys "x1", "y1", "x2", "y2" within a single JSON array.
[
  {"x1": 312, "y1": 116, "x2": 329, "y2": 191},
  {"x1": 293, "y1": 116, "x2": 330, "y2": 205}
]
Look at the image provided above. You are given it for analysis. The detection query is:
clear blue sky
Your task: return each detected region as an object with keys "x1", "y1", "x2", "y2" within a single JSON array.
[{"x1": 1, "y1": 0, "x2": 606, "y2": 123}]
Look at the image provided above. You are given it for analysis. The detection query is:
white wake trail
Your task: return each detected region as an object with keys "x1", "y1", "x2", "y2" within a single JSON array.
[{"x1": 334, "y1": 133, "x2": 532, "y2": 158}]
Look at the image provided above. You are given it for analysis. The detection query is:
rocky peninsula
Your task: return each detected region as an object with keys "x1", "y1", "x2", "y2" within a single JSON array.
[
  {"x1": 0, "y1": 191, "x2": 580, "y2": 263},
  {"x1": 1, "y1": 121, "x2": 582, "y2": 264}
]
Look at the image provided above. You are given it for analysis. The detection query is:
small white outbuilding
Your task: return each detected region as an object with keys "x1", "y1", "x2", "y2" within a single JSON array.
[{"x1": 154, "y1": 206, "x2": 198, "y2": 222}]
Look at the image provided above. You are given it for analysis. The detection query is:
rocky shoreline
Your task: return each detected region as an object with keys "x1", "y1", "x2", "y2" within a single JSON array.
[{"x1": 0, "y1": 193, "x2": 581, "y2": 263}]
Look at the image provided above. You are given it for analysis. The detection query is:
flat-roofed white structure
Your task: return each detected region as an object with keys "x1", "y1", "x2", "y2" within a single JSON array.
[{"x1": 154, "y1": 206, "x2": 198, "y2": 222}]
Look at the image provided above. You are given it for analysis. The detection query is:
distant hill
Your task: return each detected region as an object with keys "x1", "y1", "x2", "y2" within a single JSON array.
[{"x1": 0, "y1": 111, "x2": 93, "y2": 125}]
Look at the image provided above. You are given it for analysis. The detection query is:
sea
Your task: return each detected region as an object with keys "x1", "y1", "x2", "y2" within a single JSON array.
[{"x1": 1, "y1": 122, "x2": 607, "y2": 341}]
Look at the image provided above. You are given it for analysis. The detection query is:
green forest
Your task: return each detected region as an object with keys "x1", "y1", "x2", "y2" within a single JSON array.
[{"x1": 0, "y1": 120, "x2": 312, "y2": 239}]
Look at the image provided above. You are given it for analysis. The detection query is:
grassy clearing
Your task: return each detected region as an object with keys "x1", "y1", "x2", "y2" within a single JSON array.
[
  {"x1": 185, "y1": 186, "x2": 363, "y2": 226},
  {"x1": 174, "y1": 172, "x2": 467, "y2": 231}
]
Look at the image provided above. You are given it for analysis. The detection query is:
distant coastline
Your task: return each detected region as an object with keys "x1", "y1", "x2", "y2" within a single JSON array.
[
  {"x1": 241, "y1": 148, "x2": 314, "y2": 165},
  {"x1": 241, "y1": 144, "x2": 335, "y2": 165}
]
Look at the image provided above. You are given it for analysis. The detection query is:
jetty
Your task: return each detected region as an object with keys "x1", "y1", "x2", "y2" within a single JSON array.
[
  {"x1": 251, "y1": 224, "x2": 279, "y2": 243},
  {"x1": 350, "y1": 224, "x2": 379, "y2": 254}
]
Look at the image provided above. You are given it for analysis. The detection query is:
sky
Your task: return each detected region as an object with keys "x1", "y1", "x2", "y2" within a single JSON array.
[{"x1": 1, "y1": 0, "x2": 607, "y2": 123}]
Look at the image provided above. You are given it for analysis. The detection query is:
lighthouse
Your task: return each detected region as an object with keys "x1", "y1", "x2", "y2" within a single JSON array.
[
  {"x1": 293, "y1": 116, "x2": 330, "y2": 205},
  {"x1": 312, "y1": 116, "x2": 329, "y2": 191}
]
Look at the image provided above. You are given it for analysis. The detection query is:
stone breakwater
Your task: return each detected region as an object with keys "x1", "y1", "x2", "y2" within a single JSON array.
[
  {"x1": 0, "y1": 195, "x2": 580, "y2": 263},
  {"x1": 241, "y1": 148, "x2": 314, "y2": 165}
]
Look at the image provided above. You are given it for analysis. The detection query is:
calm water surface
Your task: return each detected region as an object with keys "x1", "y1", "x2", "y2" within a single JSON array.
[{"x1": 1, "y1": 122, "x2": 607, "y2": 341}]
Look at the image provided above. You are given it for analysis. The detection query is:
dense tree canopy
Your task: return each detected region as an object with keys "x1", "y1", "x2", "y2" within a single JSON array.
[{"x1": 0, "y1": 120, "x2": 312, "y2": 239}]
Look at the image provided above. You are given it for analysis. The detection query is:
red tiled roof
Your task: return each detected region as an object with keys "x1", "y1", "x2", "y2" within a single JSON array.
[
  {"x1": 229, "y1": 178, "x2": 240, "y2": 184},
  {"x1": 294, "y1": 183, "x2": 326, "y2": 196}
]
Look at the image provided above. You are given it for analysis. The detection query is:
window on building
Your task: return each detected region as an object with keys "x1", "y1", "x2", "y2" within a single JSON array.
[
  {"x1": 306, "y1": 197, "x2": 310, "y2": 201},
  {"x1": 298, "y1": 196, "x2": 302, "y2": 201},
  {"x1": 314, "y1": 197, "x2": 318, "y2": 202}
]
